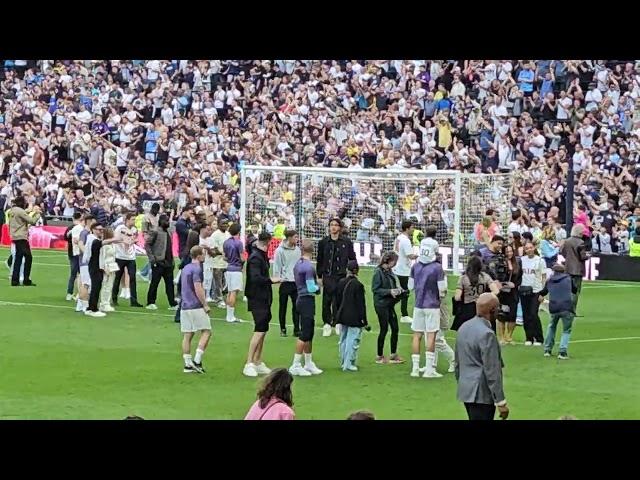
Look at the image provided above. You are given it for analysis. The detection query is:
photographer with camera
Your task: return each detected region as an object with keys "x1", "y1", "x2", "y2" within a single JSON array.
[
  {"x1": 475, "y1": 235, "x2": 513, "y2": 330},
  {"x1": 452, "y1": 256, "x2": 500, "y2": 331},
  {"x1": 335, "y1": 260, "x2": 369, "y2": 372},
  {"x1": 372, "y1": 251, "x2": 406, "y2": 365}
]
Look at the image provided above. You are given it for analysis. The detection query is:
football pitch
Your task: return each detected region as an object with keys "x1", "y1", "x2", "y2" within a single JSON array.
[{"x1": 1, "y1": 247, "x2": 639, "y2": 420}]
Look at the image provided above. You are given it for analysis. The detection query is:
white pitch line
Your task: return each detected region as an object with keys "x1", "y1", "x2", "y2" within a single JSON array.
[{"x1": 1, "y1": 300, "x2": 639, "y2": 346}]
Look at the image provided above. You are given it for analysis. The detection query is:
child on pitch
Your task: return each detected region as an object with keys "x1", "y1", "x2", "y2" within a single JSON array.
[
  {"x1": 408, "y1": 228, "x2": 450, "y2": 378},
  {"x1": 335, "y1": 260, "x2": 369, "y2": 372}
]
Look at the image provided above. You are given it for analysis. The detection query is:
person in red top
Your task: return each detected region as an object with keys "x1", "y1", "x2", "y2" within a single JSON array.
[{"x1": 244, "y1": 368, "x2": 296, "y2": 420}]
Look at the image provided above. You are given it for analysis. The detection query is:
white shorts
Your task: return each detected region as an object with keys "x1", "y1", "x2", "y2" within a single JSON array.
[
  {"x1": 80, "y1": 266, "x2": 91, "y2": 286},
  {"x1": 411, "y1": 308, "x2": 440, "y2": 333},
  {"x1": 180, "y1": 308, "x2": 212, "y2": 333},
  {"x1": 224, "y1": 271, "x2": 243, "y2": 292}
]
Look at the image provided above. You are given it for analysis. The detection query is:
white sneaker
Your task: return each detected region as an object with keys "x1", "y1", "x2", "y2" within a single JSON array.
[
  {"x1": 168, "y1": 305, "x2": 179, "y2": 311},
  {"x1": 410, "y1": 369, "x2": 421, "y2": 378},
  {"x1": 524, "y1": 341, "x2": 533, "y2": 346},
  {"x1": 124, "y1": 290, "x2": 131, "y2": 299},
  {"x1": 85, "y1": 310, "x2": 106, "y2": 318},
  {"x1": 516, "y1": 317, "x2": 524, "y2": 326},
  {"x1": 423, "y1": 370, "x2": 443, "y2": 378},
  {"x1": 243, "y1": 296, "x2": 248, "y2": 302},
  {"x1": 242, "y1": 363, "x2": 258, "y2": 377},
  {"x1": 146, "y1": 304, "x2": 158, "y2": 310},
  {"x1": 335, "y1": 324, "x2": 342, "y2": 336},
  {"x1": 447, "y1": 363, "x2": 456, "y2": 373},
  {"x1": 216, "y1": 301, "x2": 226, "y2": 309},
  {"x1": 66, "y1": 294, "x2": 74, "y2": 301},
  {"x1": 226, "y1": 317, "x2": 242, "y2": 323},
  {"x1": 206, "y1": 297, "x2": 213, "y2": 303},
  {"x1": 345, "y1": 365, "x2": 358, "y2": 372},
  {"x1": 400, "y1": 316, "x2": 413, "y2": 324},
  {"x1": 322, "y1": 324, "x2": 332, "y2": 337},
  {"x1": 255, "y1": 363, "x2": 272, "y2": 375},
  {"x1": 289, "y1": 364, "x2": 312, "y2": 376},
  {"x1": 304, "y1": 362, "x2": 323, "y2": 375},
  {"x1": 75, "y1": 303, "x2": 84, "y2": 313},
  {"x1": 100, "y1": 305, "x2": 115, "y2": 313},
  {"x1": 533, "y1": 341, "x2": 543, "y2": 347}
]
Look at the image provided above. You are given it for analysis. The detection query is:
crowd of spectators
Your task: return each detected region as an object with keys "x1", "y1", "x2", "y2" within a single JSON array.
[{"x1": 1, "y1": 60, "x2": 639, "y2": 255}]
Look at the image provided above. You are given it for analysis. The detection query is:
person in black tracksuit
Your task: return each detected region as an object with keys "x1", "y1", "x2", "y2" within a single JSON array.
[{"x1": 315, "y1": 217, "x2": 356, "y2": 337}]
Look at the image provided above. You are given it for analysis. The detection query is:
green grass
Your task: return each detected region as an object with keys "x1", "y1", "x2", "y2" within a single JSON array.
[{"x1": 1, "y1": 247, "x2": 639, "y2": 419}]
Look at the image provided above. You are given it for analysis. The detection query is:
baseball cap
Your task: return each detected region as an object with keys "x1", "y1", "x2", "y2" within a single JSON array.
[{"x1": 418, "y1": 237, "x2": 439, "y2": 264}]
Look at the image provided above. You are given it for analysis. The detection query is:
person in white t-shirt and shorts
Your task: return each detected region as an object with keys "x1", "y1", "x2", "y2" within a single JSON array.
[{"x1": 393, "y1": 220, "x2": 417, "y2": 323}]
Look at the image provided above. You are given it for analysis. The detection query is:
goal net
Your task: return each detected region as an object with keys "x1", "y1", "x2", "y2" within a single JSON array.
[{"x1": 240, "y1": 166, "x2": 514, "y2": 274}]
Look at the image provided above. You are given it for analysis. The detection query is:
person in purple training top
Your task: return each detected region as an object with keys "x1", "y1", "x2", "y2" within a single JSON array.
[
  {"x1": 288, "y1": 239, "x2": 323, "y2": 377},
  {"x1": 408, "y1": 230, "x2": 448, "y2": 379},
  {"x1": 222, "y1": 223, "x2": 245, "y2": 323},
  {"x1": 179, "y1": 245, "x2": 212, "y2": 374}
]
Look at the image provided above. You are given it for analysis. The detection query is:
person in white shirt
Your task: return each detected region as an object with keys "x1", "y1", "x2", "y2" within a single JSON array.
[
  {"x1": 198, "y1": 223, "x2": 216, "y2": 303},
  {"x1": 578, "y1": 120, "x2": 596, "y2": 148},
  {"x1": 112, "y1": 213, "x2": 143, "y2": 307},
  {"x1": 520, "y1": 241, "x2": 546, "y2": 346},
  {"x1": 210, "y1": 218, "x2": 231, "y2": 308},
  {"x1": 65, "y1": 212, "x2": 85, "y2": 301},
  {"x1": 392, "y1": 220, "x2": 418, "y2": 323},
  {"x1": 507, "y1": 210, "x2": 530, "y2": 236}
]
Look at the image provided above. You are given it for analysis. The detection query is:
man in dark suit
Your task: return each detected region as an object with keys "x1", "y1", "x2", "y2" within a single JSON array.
[
  {"x1": 243, "y1": 232, "x2": 282, "y2": 378},
  {"x1": 454, "y1": 293, "x2": 510, "y2": 420}
]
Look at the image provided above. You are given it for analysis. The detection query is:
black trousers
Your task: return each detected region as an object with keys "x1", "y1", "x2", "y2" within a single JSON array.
[
  {"x1": 521, "y1": 293, "x2": 544, "y2": 343},
  {"x1": 111, "y1": 258, "x2": 139, "y2": 305},
  {"x1": 375, "y1": 304, "x2": 399, "y2": 357},
  {"x1": 464, "y1": 403, "x2": 496, "y2": 420},
  {"x1": 397, "y1": 275, "x2": 410, "y2": 317},
  {"x1": 321, "y1": 275, "x2": 343, "y2": 326},
  {"x1": 88, "y1": 270, "x2": 104, "y2": 312},
  {"x1": 278, "y1": 281, "x2": 299, "y2": 332},
  {"x1": 147, "y1": 263, "x2": 176, "y2": 306},
  {"x1": 11, "y1": 239, "x2": 33, "y2": 285}
]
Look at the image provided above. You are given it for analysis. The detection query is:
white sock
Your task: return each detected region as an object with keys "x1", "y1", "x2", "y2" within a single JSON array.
[
  {"x1": 194, "y1": 348, "x2": 204, "y2": 364},
  {"x1": 425, "y1": 352, "x2": 435, "y2": 373},
  {"x1": 183, "y1": 354, "x2": 193, "y2": 367},
  {"x1": 293, "y1": 353, "x2": 302, "y2": 366},
  {"x1": 433, "y1": 350, "x2": 439, "y2": 369},
  {"x1": 76, "y1": 299, "x2": 83, "y2": 310},
  {"x1": 304, "y1": 353, "x2": 313, "y2": 365},
  {"x1": 82, "y1": 300, "x2": 88, "y2": 311},
  {"x1": 411, "y1": 354, "x2": 420, "y2": 371},
  {"x1": 226, "y1": 306, "x2": 235, "y2": 321}
]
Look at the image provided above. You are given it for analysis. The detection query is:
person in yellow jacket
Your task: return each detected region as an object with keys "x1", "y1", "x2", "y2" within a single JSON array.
[
  {"x1": 630, "y1": 227, "x2": 640, "y2": 257},
  {"x1": 273, "y1": 219, "x2": 287, "y2": 241}
]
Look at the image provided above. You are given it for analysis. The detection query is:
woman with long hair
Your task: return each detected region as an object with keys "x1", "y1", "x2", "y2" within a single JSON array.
[
  {"x1": 452, "y1": 255, "x2": 500, "y2": 331},
  {"x1": 511, "y1": 231, "x2": 524, "y2": 256},
  {"x1": 496, "y1": 244, "x2": 522, "y2": 345},
  {"x1": 244, "y1": 368, "x2": 295, "y2": 420},
  {"x1": 371, "y1": 251, "x2": 404, "y2": 364},
  {"x1": 520, "y1": 241, "x2": 546, "y2": 345}
]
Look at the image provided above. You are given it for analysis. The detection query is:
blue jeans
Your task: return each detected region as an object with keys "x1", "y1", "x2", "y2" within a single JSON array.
[
  {"x1": 338, "y1": 326, "x2": 362, "y2": 371},
  {"x1": 67, "y1": 255, "x2": 80, "y2": 294},
  {"x1": 140, "y1": 262, "x2": 150, "y2": 277},
  {"x1": 544, "y1": 311, "x2": 574, "y2": 354}
]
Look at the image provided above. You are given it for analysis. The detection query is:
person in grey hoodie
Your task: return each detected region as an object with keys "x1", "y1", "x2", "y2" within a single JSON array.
[
  {"x1": 538, "y1": 264, "x2": 578, "y2": 360},
  {"x1": 274, "y1": 229, "x2": 301, "y2": 337}
]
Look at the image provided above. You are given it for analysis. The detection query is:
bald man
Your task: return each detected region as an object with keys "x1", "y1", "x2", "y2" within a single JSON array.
[{"x1": 454, "y1": 293, "x2": 509, "y2": 420}]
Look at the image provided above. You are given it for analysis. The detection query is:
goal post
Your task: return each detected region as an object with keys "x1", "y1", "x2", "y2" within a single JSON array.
[{"x1": 240, "y1": 166, "x2": 514, "y2": 275}]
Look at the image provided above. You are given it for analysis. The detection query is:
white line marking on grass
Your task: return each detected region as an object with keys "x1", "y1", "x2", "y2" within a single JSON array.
[{"x1": 1, "y1": 300, "x2": 639, "y2": 345}]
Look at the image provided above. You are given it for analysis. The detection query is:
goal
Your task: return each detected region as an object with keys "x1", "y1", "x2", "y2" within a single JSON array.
[{"x1": 240, "y1": 166, "x2": 514, "y2": 274}]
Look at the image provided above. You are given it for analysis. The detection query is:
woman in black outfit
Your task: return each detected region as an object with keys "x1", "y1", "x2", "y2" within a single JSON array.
[
  {"x1": 452, "y1": 255, "x2": 499, "y2": 331},
  {"x1": 497, "y1": 244, "x2": 522, "y2": 345},
  {"x1": 371, "y1": 251, "x2": 405, "y2": 365}
]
